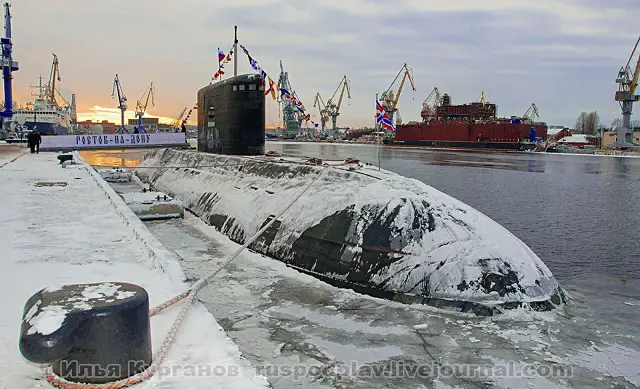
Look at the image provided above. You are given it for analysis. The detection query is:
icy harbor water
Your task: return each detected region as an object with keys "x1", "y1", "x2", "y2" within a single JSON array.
[{"x1": 83, "y1": 146, "x2": 640, "y2": 388}]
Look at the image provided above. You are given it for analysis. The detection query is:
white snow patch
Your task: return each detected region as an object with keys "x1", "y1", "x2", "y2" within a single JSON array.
[
  {"x1": 26, "y1": 305, "x2": 68, "y2": 336},
  {"x1": 81, "y1": 283, "x2": 130, "y2": 300}
]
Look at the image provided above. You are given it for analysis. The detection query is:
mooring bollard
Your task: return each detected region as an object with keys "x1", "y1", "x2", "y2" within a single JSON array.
[
  {"x1": 19, "y1": 282, "x2": 152, "y2": 384},
  {"x1": 57, "y1": 154, "x2": 74, "y2": 165}
]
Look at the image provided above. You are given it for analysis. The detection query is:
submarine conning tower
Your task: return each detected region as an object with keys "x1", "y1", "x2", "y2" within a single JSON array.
[{"x1": 197, "y1": 74, "x2": 266, "y2": 155}]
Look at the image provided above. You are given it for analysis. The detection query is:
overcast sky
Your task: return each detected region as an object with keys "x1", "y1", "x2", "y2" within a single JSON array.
[{"x1": 9, "y1": 0, "x2": 640, "y2": 128}]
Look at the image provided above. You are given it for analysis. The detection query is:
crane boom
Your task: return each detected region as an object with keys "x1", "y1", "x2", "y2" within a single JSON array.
[
  {"x1": 522, "y1": 103, "x2": 540, "y2": 122},
  {"x1": 324, "y1": 75, "x2": 351, "y2": 138},
  {"x1": 381, "y1": 63, "x2": 416, "y2": 129},
  {"x1": 421, "y1": 87, "x2": 441, "y2": 120},
  {"x1": 630, "y1": 40, "x2": 640, "y2": 96},
  {"x1": 111, "y1": 74, "x2": 128, "y2": 133},
  {"x1": 134, "y1": 82, "x2": 155, "y2": 132},
  {"x1": 393, "y1": 64, "x2": 415, "y2": 110},
  {"x1": 335, "y1": 75, "x2": 351, "y2": 113},
  {"x1": 171, "y1": 107, "x2": 188, "y2": 129},
  {"x1": 48, "y1": 53, "x2": 60, "y2": 105}
]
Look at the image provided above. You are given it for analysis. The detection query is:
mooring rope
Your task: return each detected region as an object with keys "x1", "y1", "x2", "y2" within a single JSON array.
[{"x1": 45, "y1": 166, "x2": 327, "y2": 389}]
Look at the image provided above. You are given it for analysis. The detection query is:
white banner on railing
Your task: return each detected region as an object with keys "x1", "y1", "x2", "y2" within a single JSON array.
[{"x1": 40, "y1": 133, "x2": 187, "y2": 150}]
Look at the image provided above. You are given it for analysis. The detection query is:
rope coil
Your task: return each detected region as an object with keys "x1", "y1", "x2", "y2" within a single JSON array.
[{"x1": 45, "y1": 166, "x2": 327, "y2": 388}]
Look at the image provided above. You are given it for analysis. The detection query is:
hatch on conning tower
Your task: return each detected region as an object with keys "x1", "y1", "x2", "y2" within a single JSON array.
[{"x1": 197, "y1": 74, "x2": 265, "y2": 155}]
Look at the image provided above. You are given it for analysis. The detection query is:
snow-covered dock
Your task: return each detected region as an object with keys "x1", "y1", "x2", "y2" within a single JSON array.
[{"x1": 0, "y1": 152, "x2": 268, "y2": 388}]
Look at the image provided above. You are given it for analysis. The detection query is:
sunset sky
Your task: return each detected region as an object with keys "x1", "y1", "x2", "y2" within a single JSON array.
[{"x1": 9, "y1": 0, "x2": 640, "y2": 128}]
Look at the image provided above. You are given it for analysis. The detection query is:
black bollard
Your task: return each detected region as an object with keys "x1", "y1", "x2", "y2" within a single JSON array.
[
  {"x1": 19, "y1": 282, "x2": 152, "y2": 384},
  {"x1": 57, "y1": 154, "x2": 74, "y2": 164}
]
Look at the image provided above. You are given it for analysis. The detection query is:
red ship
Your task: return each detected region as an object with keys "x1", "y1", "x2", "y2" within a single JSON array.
[{"x1": 390, "y1": 93, "x2": 547, "y2": 150}]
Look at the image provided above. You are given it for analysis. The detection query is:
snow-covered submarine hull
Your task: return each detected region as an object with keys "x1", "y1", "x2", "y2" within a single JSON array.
[{"x1": 135, "y1": 148, "x2": 565, "y2": 315}]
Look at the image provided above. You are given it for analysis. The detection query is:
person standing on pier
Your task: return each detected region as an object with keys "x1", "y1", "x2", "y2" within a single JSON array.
[{"x1": 27, "y1": 130, "x2": 42, "y2": 154}]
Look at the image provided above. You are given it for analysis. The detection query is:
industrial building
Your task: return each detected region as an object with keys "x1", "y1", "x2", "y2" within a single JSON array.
[
  {"x1": 127, "y1": 117, "x2": 159, "y2": 132},
  {"x1": 76, "y1": 120, "x2": 116, "y2": 134}
]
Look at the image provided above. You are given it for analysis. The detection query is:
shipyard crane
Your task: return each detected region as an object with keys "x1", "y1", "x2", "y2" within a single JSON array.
[
  {"x1": 522, "y1": 103, "x2": 540, "y2": 122},
  {"x1": 47, "y1": 53, "x2": 60, "y2": 106},
  {"x1": 312, "y1": 92, "x2": 329, "y2": 135},
  {"x1": 615, "y1": 34, "x2": 640, "y2": 145},
  {"x1": 324, "y1": 75, "x2": 351, "y2": 137},
  {"x1": 111, "y1": 74, "x2": 128, "y2": 133},
  {"x1": 170, "y1": 107, "x2": 188, "y2": 130},
  {"x1": 277, "y1": 60, "x2": 299, "y2": 139},
  {"x1": 380, "y1": 63, "x2": 416, "y2": 127},
  {"x1": 479, "y1": 91, "x2": 486, "y2": 105},
  {"x1": 421, "y1": 87, "x2": 441, "y2": 121},
  {"x1": 1, "y1": 2, "x2": 19, "y2": 125},
  {"x1": 134, "y1": 82, "x2": 155, "y2": 133}
]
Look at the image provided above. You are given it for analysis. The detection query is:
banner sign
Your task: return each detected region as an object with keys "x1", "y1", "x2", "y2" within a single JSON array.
[{"x1": 40, "y1": 133, "x2": 187, "y2": 150}]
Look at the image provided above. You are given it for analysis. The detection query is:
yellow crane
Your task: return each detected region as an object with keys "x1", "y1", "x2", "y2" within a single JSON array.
[
  {"x1": 170, "y1": 107, "x2": 188, "y2": 129},
  {"x1": 324, "y1": 75, "x2": 351, "y2": 137},
  {"x1": 134, "y1": 82, "x2": 155, "y2": 132},
  {"x1": 479, "y1": 91, "x2": 486, "y2": 105},
  {"x1": 522, "y1": 103, "x2": 540, "y2": 122},
  {"x1": 47, "y1": 53, "x2": 60, "y2": 106},
  {"x1": 312, "y1": 92, "x2": 329, "y2": 135},
  {"x1": 615, "y1": 34, "x2": 640, "y2": 145},
  {"x1": 380, "y1": 63, "x2": 416, "y2": 126},
  {"x1": 421, "y1": 87, "x2": 441, "y2": 121}
]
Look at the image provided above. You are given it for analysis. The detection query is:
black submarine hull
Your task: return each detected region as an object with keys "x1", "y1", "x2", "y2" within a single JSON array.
[{"x1": 135, "y1": 148, "x2": 565, "y2": 315}]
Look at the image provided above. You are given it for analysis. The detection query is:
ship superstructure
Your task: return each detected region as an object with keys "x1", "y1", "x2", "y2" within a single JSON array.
[{"x1": 10, "y1": 54, "x2": 74, "y2": 135}]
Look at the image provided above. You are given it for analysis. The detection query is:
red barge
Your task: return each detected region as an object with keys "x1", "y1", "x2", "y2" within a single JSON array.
[{"x1": 389, "y1": 93, "x2": 547, "y2": 151}]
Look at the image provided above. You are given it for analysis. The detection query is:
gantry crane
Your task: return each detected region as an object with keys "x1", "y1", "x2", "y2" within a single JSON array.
[
  {"x1": 380, "y1": 63, "x2": 415, "y2": 127},
  {"x1": 111, "y1": 74, "x2": 128, "y2": 133},
  {"x1": 134, "y1": 82, "x2": 155, "y2": 133},
  {"x1": 312, "y1": 92, "x2": 329, "y2": 135},
  {"x1": 615, "y1": 34, "x2": 640, "y2": 145},
  {"x1": 421, "y1": 87, "x2": 441, "y2": 121},
  {"x1": 522, "y1": 103, "x2": 540, "y2": 122},
  {"x1": 277, "y1": 60, "x2": 299, "y2": 139},
  {"x1": 324, "y1": 75, "x2": 351, "y2": 137},
  {"x1": 1, "y1": 2, "x2": 19, "y2": 124}
]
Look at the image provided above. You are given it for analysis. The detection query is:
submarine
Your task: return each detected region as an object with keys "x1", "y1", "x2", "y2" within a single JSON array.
[{"x1": 135, "y1": 64, "x2": 565, "y2": 316}]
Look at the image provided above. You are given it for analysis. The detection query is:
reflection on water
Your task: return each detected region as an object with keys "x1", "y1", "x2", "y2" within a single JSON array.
[{"x1": 79, "y1": 150, "x2": 149, "y2": 168}]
